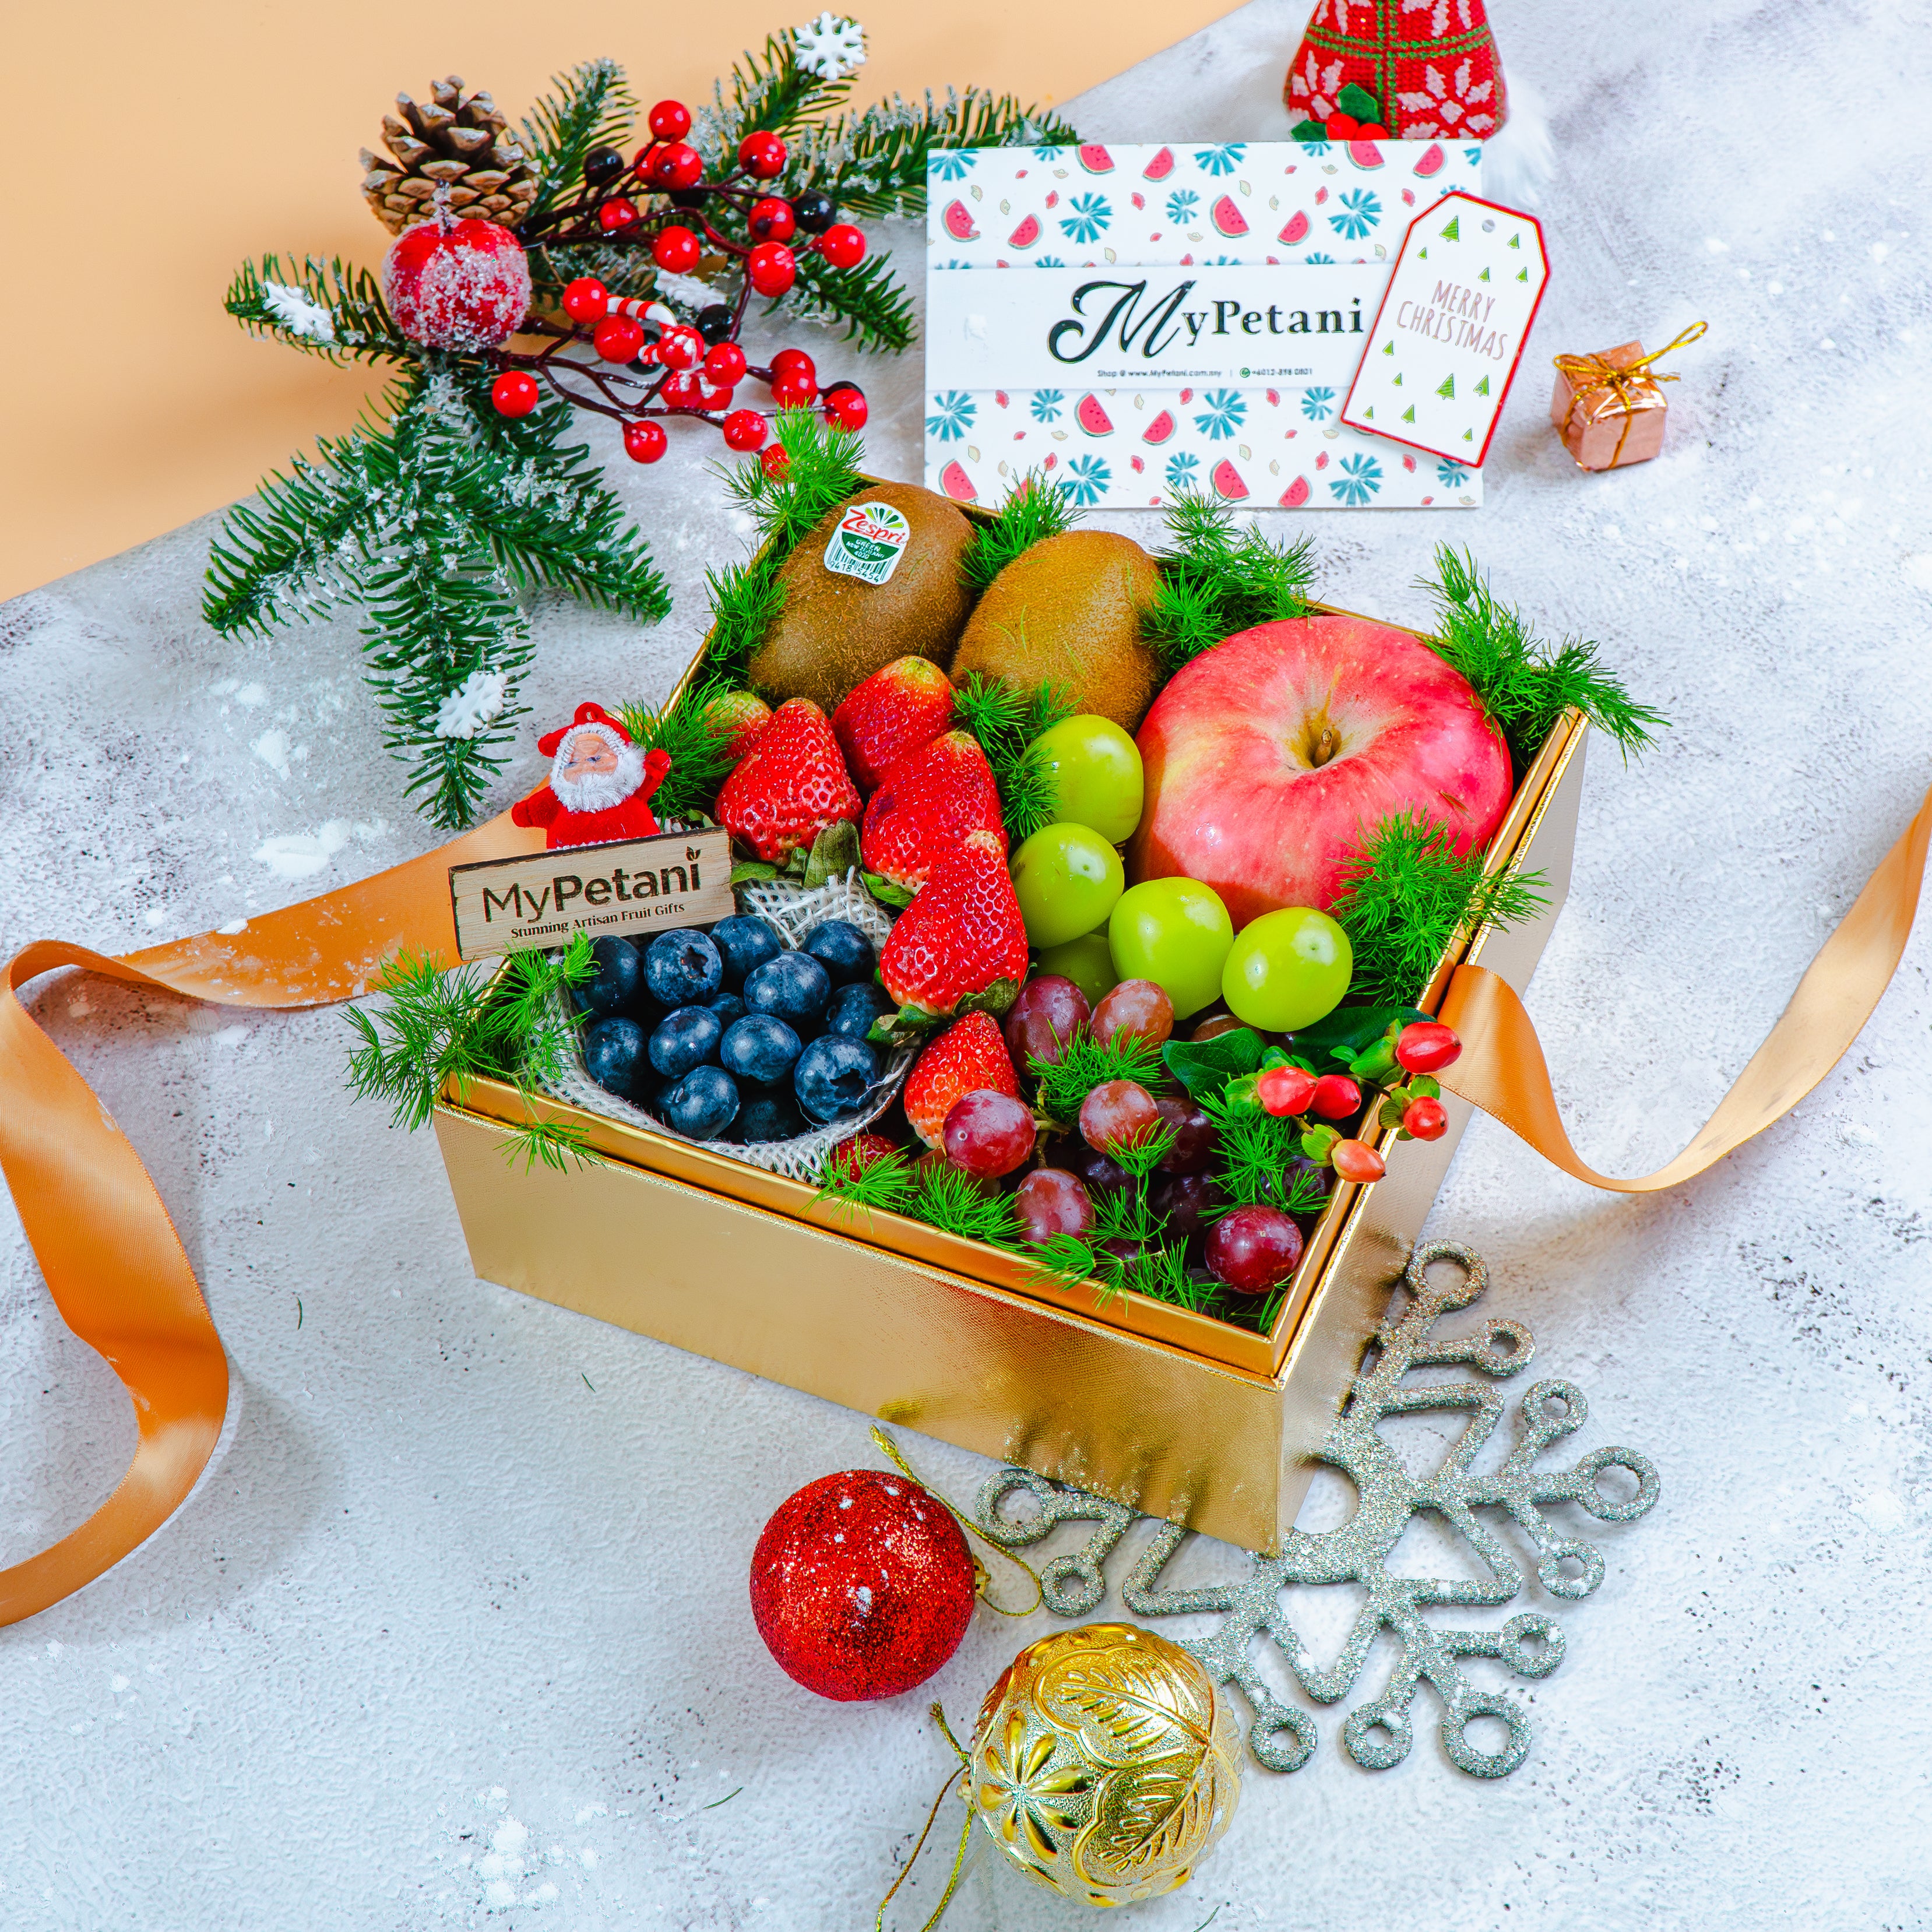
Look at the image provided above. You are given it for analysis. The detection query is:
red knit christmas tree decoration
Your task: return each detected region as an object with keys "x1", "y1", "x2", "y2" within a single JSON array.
[{"x1": 1285, "y1": 0, "x2": 1507, "y2": 141}]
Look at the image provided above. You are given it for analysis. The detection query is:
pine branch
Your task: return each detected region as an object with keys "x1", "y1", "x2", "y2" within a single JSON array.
[
  {"x1": 1419, "y1": 546, "x2": 1667, "y2": 765},
  {"x1": 521, "y1": 59, "x2": 638, "y2": 228},
  {"x1": 782, "y1": 249, "x2": 916, "y2": 352},
  {"x1": 793, "y1": 90, "x2": 1082, "y2": 220},
  {"x1": 694, "y1": 29, "x2": 857, "y2": 170},
  {"x1": 530, "y1": 238, "x2": 663, "y2": 305},
  {"x1": 225, "y1": 254, "x2": 413, "y2": 368},
  {"x1": 1333, "y1": 810, "x2": 1550, "y2": 1006},
  {"x1": 961, "y1": 473, "x2": 1078, "y2": 591},
  {"x1": 952, "y1": 673, "x2": 1076, "y2": 843},
  {"x1": 1029, "y1": 1032, "x2": 1170, "y2": 1130},
  {"x1": 617, "y1": 675, "x2": 745, "y2": 824},
  {"x1": 1142, "y1": 491, "x2": 1315, "y2": 669}
]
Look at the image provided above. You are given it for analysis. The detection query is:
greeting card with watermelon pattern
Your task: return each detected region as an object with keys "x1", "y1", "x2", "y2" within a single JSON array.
[
  {"x1": 924, "y1": 140, "x2": 1487, "y2": 512},
  {"x1": 1339, "y1": 192, "x2": 1550, "y2": 466}
]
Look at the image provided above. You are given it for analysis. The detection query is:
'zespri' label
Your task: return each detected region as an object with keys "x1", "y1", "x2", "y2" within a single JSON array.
[{"x1": 824, "y1": 500, "x2": 910, "y2": 585}]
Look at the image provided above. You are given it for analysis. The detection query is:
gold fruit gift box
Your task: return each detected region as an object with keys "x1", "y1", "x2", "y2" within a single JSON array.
[{"x1": 429, "y1": 487, "x2": 1585, "y2": 1557}]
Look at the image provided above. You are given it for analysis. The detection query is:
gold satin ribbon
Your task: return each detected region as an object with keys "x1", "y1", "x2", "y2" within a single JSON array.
[
  {"x1": 1553, "y1": 319, "x2": 1708, "y2": 467},
  {"x1": 1, "y1": 780, "x2": 1926, "y2": 1624},
  {"x1": 0, "y1": 811, "x2": 541, "y2": 1624},
  {"x1": 1440, "y1": 782, "x2": 1932, "y2": 1190}
]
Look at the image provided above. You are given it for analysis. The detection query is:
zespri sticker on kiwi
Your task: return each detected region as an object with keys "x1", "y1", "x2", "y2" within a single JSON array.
[{"x1": 823, "y1": 499, "x2": 911, "y2": 585}]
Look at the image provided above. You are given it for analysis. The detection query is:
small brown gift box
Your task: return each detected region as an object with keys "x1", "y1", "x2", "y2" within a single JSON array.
[
  {"x1": 1550, "y1": 341, "x2": 1669, "y2": 470},
  {"x1": 1549, "y1": 322, "x2": 1706, "y2": 473}
]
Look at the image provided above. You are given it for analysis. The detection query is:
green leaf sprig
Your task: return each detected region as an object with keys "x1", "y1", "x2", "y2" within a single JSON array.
[
  {"x1": 1142, "y1": 491, "x2": 1315, "y2": 670},
  {"x1": 951, "y1": 672, "x2": 1077, "y2": 844}
]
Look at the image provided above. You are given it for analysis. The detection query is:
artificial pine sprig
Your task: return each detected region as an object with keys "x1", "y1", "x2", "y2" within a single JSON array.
[
  {"x1": 1333, "y1": 810, "x2": 1550, "y2": 1006},
  {"x1": 519, "y1": 59, "x2": 639, "y2": 238},
  {"x1": 1202, "y1": 1089, "x2": 1332, "y2": 1216},
  {"x1": 783, "y1": 249, "x2": 917, "y2": 351},
  {"x1": 617, "y1": 675, "x2": 745, "y2": 825},
  {"x1": 951, "y1": 673, "x2": 1077, "y2": 843},
  {"x1": 812, "y1": 1145, "x2": 917, "y2": 1223},
  {"x1": 913, "y1": 1162, "x2": 1029, "y2": 1249},
  {"x1": 1420, "y1": 546, "x2": 1667, "y2": 765},
  {"x1": 1142, "y1": 491, "x2": 1315, "y2": 669},
  {"x1": 205, "y1": 369, "x2": 668, "y2": 829},
  {"x1": 344, "y1": 937, "x2": 596, "y2": 1168},
  {"x1": 960, "y1": 473, "x2": 1078, "y2": 591},
  {"x1": 1029, "y1": 1033, "x2": 1171, "y2": 1131},
  {"x1": 225, "y1": 254, "x2": 413, "y2": 367}
]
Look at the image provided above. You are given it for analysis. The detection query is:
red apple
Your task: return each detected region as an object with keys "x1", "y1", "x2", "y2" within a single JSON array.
[
  {"x1": 381, "y1": 216, "x2": 532, "y2": 351},
  {"x1": 1128, "y1": 615, "x2": 1511, "y2": 926}
]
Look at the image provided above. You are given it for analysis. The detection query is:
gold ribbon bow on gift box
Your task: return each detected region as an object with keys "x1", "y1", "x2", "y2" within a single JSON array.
[
  {"x1": 1552, "y1": 320, "x2": 1710, "y2": 469},
  {"x1": 2, "y1": 776, "x2": 1929, "y2": 1625}
]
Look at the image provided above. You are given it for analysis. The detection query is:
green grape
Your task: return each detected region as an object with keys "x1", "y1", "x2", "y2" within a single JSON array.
[
  {"x1": 1107, "y1": 877, "x2": 1234, "y2": 1019},
  {"x1": 1011, "y1": 822, "x2": 1125, "y2": 949},
  {"x1": 1035, "y1": 931, "x2": 1118, "y2": 1009},
  {"x1": 1222, "y1": 907, "x2": 1352, "y2": 1032},
  {"x1": 1033, "y1": 715, "x2": 1145, "y2": 844}
]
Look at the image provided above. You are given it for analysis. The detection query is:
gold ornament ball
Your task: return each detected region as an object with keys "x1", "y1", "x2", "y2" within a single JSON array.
[{"x1": 966, "y1": 1622, "x2": 1243, "y2": 1908}]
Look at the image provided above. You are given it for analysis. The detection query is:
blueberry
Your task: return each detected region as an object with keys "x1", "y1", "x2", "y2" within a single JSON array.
[
  {"x1": 710, "y1": 914, "x2": 783, "y2": 990},
  {"x1": 583, "y1": 1016, "x2": 647, "y2": 1098},
  {"x1": 707, "y1": 991, "x2": 748, "y2": 1027},
  {"x1": 650, "y1": 1005, "x2": 724, "y2": 1079},
  {"x1": 645, "y1": 928, "x2": 724, "y2": 1007},
  {"x1": 825, "y1": 980, "x2": 893, "y2": 1041},
  {"x1": 721, "y1": 1013, "x2": 804, "y2": 1086},
  {"x1": 803, "y1": 919, "x2": 875, "y2": 987},
  {"x1": 660, "y1": 1064, "x2": 740, "y2": 1139},
  {"x1": 793, "y1": 1034, "x2": 879, "y2": 1124},
  {"x1": 745, "y1": 951, "x2": 832, "y2": 1028},
  {"x1": 579, "y1": 935, "x2": 641, "y2": 1015},
  {"x1": 737, "y1": 1092, "x2": 807, "y2": 1143}
]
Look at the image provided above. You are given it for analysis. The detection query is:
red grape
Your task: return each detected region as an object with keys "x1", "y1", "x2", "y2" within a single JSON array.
[
  {"x1": 1329, "y1": 1139, "x2": 1386, "y2": 1184},
  {"x1": 1057, "y1": 1136, "x2": 1131, "y2": 1199},
  {"x1": 1150, "y1": 1170, "x2": 1224, "y2": 1240},
  {"x1": 1079, "y1": 1079, "x2": 1159, "y2": 1156},
  {"x1": 1309, "y1": 1074, "x2": 1362, "y2": 1121},
  {"x1": 1014, "y1": 1169, "x2": 1094, "y2": 1244},
  {"x1": 1206, "y1": 1206, "x2": 1304, "y2": 1293},
  {"x1": 1402, "y1": 1096, "x2": 1448, "y2": 1141},
  {"x1": 1396, "y1": 1021, "x2": 1462, "y2": 1074},
  {"x1": 1092, "y1": 978, "x2": 1174, "y2": 1050},
  {"x1": 1190, "y1": 1013, "x2": 1247, "y2": 1041},
  {"x1": 1153, "y1": 1095, "x2": 1217, "y2": 1173},
  {"x1": 942, "y1": 1089, "x2": 1037, "y2": 1177},
  {"x1": 1006, "y1": 975, "x2": 1090, "y2": 1070}
]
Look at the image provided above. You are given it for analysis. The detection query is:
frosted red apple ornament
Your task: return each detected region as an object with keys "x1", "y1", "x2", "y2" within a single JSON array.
[{"x1": 382, "y1": 213, "x2": 532, "y2": 351}]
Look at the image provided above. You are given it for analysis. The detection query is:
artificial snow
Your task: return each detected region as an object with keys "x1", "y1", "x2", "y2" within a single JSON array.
[
  {"x1": 2, "y1": 4, "x2": 1930, "y2": 1928},
  {"x1": 258, "y1": 279, "x2": 337, "y2": 344}
]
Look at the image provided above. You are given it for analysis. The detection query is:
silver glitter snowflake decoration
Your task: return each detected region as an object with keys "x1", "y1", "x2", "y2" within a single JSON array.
[
  {"x1": 793, "y1": 13, "x2": 868, "y2": 80},
  {"x1": 974, "y1": 1241, "x2": 1659, "y2": 1779}
]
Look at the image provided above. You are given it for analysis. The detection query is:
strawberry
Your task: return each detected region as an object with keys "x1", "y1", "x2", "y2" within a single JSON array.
[
  {"x1": 832, "y1": 656, "x2": 955, "y2": 792},
  {"x1": 903, "y1": 1012, "x2": 1018, "y2": 1149},
  {"x1": 879, "y1": 828, "x2": 1030, "y2": 1020},
  {"x1": 826, "y1": 1131, "x2": 900, "y2": 1178},
  {"x1": 705, "y1": 688, "x2": 772, "y2": 763},
  {"x1": 716, "y1": 698, "x2": 861, "y2": 864},
  {"x1": 860, "y1": 731, "x2": 1006, "y2": 891}
]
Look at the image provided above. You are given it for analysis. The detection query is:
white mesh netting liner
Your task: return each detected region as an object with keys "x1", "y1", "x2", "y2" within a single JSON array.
[{"x1": 534, "y1": 868, "x2": 912, "y2": 1183}]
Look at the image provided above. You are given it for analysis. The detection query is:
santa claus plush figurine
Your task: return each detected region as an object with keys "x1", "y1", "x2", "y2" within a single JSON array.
[{"x1": 512, "y1": 702, "x2": 673, "y2": 850}]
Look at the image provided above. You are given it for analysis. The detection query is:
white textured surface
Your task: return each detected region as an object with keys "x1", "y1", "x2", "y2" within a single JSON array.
[{"x1": 4, "y1": 5, "x2": 1932, "y2": 1925}]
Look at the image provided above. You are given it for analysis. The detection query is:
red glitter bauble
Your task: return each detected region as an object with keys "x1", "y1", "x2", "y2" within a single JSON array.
[
  {"x1": 381, "y1": 217, "x2": 532, "y2": 351},
  {"x1": 749, "y1": 1469, "x2": 976, "y2": 1701}
]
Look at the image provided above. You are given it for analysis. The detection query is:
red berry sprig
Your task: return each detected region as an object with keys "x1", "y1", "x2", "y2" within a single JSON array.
[{"x1": 485, "y1": 97, "x2": 872, "y2": 457}]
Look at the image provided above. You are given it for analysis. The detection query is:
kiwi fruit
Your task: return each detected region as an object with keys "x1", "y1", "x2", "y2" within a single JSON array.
[
  {"x1": 748, "y1": 480, "x2": 976, "y2": 711},
  {"x1": 948, "y1": 530, "x2": 1164, "y2": 731}
]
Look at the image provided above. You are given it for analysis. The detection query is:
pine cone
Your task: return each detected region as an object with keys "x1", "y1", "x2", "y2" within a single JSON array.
[{"x1": 360, "y1": 76, "x2": 539, "y2": 234}]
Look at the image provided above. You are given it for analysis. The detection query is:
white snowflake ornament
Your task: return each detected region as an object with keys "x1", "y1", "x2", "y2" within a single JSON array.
[{"x1": 793, "y1": 13, "x2": 867, "y2": 81}]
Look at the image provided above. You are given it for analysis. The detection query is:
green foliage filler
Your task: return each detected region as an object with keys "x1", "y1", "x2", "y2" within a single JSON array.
[
  {"x1": 1334, "y1": 810, "x2": 1551, "y2": 1006},
  {"x1": 1420, "y1": 546, "x2": 1668, "y2": 766},
  {"x1": 615, "y1": 675, "x2": 744, "y2": 826},
  {"x1": 960, "y1": 472, "x2": 1078, "y2": 592},
  {"x1": 344, "y1": 937, "x2": 597, "y2": 1170},
  {"x1": 1142, "y1": 492, "x2": 1315, "y2": 669},
  {"x1": 1028, "y1": 1033, "x2": 1170, "y2": 1132},
  {"x1": 951, "y1": 673, "x2": 1077, "y2": 844}
]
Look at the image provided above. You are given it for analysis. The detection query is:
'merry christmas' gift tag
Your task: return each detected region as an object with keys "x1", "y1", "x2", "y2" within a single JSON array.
[{"x1": 1340, "y1": 192, "x2": 1549, "y2": 466}]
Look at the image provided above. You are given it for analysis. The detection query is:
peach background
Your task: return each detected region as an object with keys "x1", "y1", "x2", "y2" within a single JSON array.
[{"x1": 0, "y1": 2, "x2": 1242, "y2": 602}]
